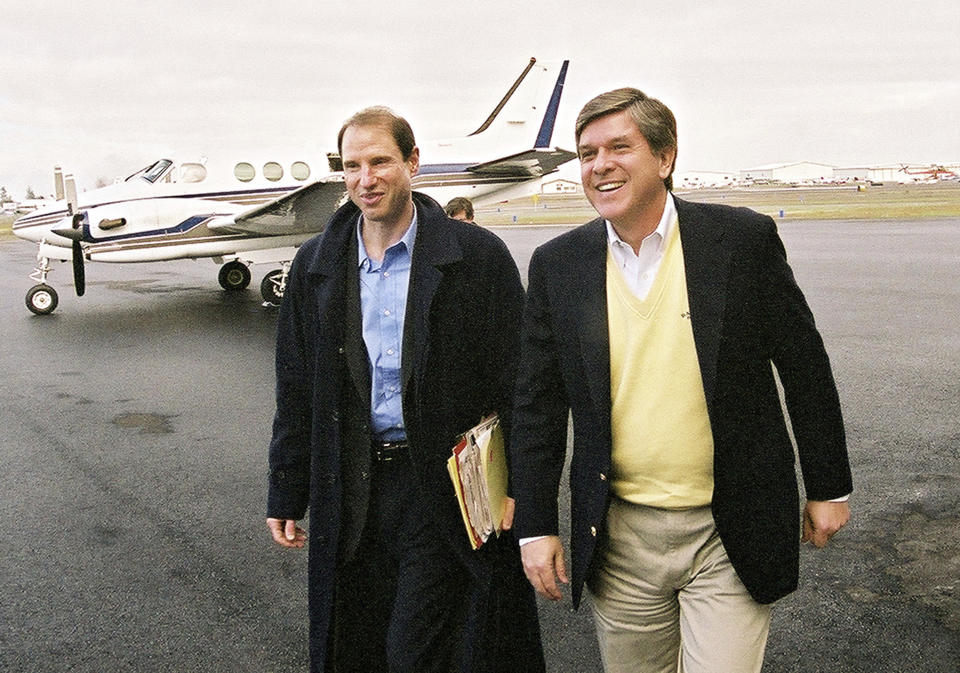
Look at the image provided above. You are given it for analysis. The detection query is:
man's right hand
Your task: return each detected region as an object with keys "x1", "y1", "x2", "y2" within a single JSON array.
[
  {"x1": 267, "y1": 518, "x2": 306, "y2": 549},
  {"x1": 520, "y1": 535, "x2": 568, "y2": 601}
]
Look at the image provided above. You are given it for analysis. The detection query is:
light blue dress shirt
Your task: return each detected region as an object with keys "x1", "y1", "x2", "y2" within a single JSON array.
[{"x1": 357, "y1": 212, "x2": 417, "y2": 442}]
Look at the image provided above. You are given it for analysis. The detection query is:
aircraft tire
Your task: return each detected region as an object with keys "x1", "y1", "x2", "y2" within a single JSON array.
[
  {"x1": 218, "y1": 261, "x2": 251, "y2": 291},
  {"x1": 260, "y1": 270, "x2": 285, "y2": 305},
  {"x1": 26, "y1": 284, "x2": 59, "y2": 315}
]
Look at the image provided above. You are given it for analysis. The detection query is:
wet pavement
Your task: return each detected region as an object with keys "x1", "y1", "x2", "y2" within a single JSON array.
[{"x1": 0, "y1": 217, "x2": 957, "y2": 672}]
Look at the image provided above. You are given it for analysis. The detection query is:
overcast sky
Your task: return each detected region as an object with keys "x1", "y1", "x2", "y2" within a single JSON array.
[{"x1": 2, "y1": 1, "x2": 958, "y2": 197}]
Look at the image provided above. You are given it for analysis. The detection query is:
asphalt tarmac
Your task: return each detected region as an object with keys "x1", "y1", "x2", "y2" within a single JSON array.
[{"x1": 1, "y1": 217, "x2": 958, "y2": 672}]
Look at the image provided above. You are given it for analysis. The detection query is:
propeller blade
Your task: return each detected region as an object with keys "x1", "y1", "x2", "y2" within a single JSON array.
[{"x1": 72, "y1": 239, "x2": 85, "y2": 297}]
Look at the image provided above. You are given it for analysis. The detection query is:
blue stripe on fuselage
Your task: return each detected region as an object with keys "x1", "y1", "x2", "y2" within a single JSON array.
[{"x1": 83, "y1": 214, "x2": 220, "y2": 243}]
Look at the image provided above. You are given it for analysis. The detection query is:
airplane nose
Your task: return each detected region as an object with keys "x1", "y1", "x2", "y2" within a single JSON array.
[{"x1": 52, "y1": 225, "x2": 83, "y2": 241}]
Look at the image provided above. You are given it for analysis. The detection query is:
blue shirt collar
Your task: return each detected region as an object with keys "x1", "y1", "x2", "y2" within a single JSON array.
[{"x1": 357, "y1": 205, "x2": 418, "y2": 269}]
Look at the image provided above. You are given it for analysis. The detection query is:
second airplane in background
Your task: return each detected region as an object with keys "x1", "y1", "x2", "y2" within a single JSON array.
[{"x1": 13, "y1": 58, "x2": 574, "y2": 314}]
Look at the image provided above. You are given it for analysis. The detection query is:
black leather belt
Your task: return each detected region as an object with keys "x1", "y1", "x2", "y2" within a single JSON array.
[{"x1": 372, "y1": 440, "x2": 409, "y2": 462}]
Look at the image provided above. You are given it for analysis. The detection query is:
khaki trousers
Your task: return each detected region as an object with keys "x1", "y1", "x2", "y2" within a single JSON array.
[{"x1": 588, "y1": 499, "x2": 771, "y2": 673}]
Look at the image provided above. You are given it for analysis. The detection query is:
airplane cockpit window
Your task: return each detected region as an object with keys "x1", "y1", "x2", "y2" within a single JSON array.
[
  {"x1": 235, "y1": 162, "x2": 255, "y2": 182},
  {"x1": 179, "y1": 163, "x2": 207, "y2": 183},
  {"x1": 263, "y1": 162, "x2": 283, "y2": 182},
  {"x1": 291, "y1": 161, "x2": 311, "y2": 181},
  {"x1": 126, "y1": 159, "x2": 174, "y2": 183},
  {"x1": 142, "y1": 159, "x2": 174, "y2": 183}
]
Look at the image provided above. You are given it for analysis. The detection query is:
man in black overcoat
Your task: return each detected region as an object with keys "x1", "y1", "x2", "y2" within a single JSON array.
[{"x1": 266, "y1": 106, "x2": 543, "y2": 673}]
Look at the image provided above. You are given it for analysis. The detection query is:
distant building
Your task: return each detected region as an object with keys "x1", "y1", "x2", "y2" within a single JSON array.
[
  {"x1": 15, "y1": 197, "x2": 53, "y2": 213},
  {"x1": 541, "y1": 178, "x2": 581, "y2": 194},
  {"x1": 740, "y1": 161, "x2": 835, "y2": 184},
  {"x1": 834, "y1": 165, "x2": 905, "y2": 183}
]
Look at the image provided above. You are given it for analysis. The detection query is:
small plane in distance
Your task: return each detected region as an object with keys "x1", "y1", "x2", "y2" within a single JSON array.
[
  {"x1": 898, "y1": 163, "x2": 959, "y2": 182},
  {"x1": 13, "y1": 58, "x2": 574, "y2": 314}
]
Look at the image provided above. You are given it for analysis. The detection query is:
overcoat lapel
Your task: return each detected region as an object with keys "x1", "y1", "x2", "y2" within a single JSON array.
[
  {"x1": 401, "y1": 197, "x2": 464, "y2": 390},
  {"x1": 676, "y1": 197, "x2": 730, "y2": 415},
  {"x1": 307, "y1": 213, "x2": 353, "y2": 339},
  {"x1": 343, "y1": 233, "x2": 371, "y2": 404}
]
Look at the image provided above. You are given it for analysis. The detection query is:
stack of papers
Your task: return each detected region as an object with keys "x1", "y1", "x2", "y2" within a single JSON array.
[{"x1": 447, "y1": 414, "x2": 508, "y2": 550}]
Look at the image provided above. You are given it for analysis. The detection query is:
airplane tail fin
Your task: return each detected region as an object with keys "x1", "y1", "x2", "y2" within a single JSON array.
[{"x1": 465, "y1": 58, "x2": 570, "y2": 152}]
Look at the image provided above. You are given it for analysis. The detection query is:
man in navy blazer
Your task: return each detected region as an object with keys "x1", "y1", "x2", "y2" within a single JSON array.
[
  {"x1": 510, "y1": 89, "x2": 852, "y2": 672},
  {"x1": 266, "y1": 107, "x2": 543, "y2": 673}
]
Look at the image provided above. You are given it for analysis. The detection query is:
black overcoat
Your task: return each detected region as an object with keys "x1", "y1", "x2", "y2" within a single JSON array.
[
  {"x1": 510, "y1": 197, "x2": 853, "y2": 608},
  {"x1": 267, "y1": 192, "x2": 542, "y2": 671}
]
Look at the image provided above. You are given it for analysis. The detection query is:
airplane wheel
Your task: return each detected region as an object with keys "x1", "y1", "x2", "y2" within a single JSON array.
[
  {"x1": 218, "y1": 261, "x2": 251, "y2": 291},
  {"x1": 260, "y1": 269, "x2": 285, "y2": 305},
  {"x1": 26, "y1": 284, "x2": 59, "y2": 315}
]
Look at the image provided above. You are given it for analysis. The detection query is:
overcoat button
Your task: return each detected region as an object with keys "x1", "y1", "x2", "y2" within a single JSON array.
[
  {"x1": 331, "y1": 410, "x2": 340, "y2": 422},
  {"x1": 590, "y1": 526, "x2": 597, "y2": 537},
  {"x1": 599, "y1": 472, "x2": 607, "y2": 481}
]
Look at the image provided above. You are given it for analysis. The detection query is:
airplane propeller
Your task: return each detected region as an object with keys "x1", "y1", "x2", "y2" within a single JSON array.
[{"x1": 53, "y1": 173, "x2": 86, "y2": 297}]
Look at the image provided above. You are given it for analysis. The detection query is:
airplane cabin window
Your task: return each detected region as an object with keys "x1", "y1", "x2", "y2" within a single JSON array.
[
  {"x1": 142, "y1": 159, "x2": 174, "y2": 183},
  {"x1": 235, "y1": 162, "x2": 256, "y2": 182},
  {"x1": 180, "y1": 163, "x2": 207, "y2": 183},
  {"x1": 263, "y1": 162, "x2": 283, "y2": 182},
  {"x1": 291, "y1": 161, "x2": 311, "y2": 181}
]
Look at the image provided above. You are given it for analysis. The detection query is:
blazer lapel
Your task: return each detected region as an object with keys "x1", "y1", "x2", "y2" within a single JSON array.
[
  {"x1": 573, "y1": 219, "x2": 612, "y2": 426},
  {"x1": 676, "y1": 197, "x2": 729, "y2": 414}
]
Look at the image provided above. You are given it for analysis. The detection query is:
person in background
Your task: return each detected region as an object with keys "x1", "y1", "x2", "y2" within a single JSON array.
[{"x1": 445, "y1": 196, "x2": 475, "y2": 223}]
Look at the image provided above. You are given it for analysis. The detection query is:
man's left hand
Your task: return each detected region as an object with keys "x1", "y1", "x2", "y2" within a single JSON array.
[{"x1": 802, "y1": 500, "x2": 850, "y2": 547}]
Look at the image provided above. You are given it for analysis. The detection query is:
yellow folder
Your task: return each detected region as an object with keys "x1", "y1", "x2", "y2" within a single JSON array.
[{"x1": 447, "y1": 414, "x2": 508, "y2": 550}]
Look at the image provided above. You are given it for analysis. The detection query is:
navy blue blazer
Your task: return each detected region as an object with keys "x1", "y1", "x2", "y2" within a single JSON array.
[{"x1": 510, "y1": 196, "x2": 852, "y2": 607}]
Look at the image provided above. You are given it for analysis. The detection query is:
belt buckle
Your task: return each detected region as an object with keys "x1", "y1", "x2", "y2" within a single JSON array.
[{"x1": 374, "y1": 441, "x2": 406, "y2": 462}]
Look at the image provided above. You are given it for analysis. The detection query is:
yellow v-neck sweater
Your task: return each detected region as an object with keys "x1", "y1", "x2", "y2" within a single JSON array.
[{"x1": 606, "y1": 223, "x2": 714, "y2": 508}]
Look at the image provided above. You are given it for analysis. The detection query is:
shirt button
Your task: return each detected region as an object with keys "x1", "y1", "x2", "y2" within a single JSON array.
[
  {"x1": 386, "y1": 348, "x2": 395, "y2": 355},
  {"x1": 383, "y1": 271, "x2": 390, "y2": 278},
  {"x1": 384, "y1": 309, "x2": 391, "y2": 316}
]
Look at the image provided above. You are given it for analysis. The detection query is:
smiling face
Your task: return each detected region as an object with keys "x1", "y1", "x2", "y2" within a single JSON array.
[
  {"x1": 578, "y1": 109, "x2": 675, "y2": 234},
  {"x1": 341, "y1": 123, "x2": 419, "y2": 230}
]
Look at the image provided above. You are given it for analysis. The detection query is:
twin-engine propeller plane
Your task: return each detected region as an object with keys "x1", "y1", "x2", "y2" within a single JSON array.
[{"x1": 13, "y1": 58, "x2": 574, "y2": 314}]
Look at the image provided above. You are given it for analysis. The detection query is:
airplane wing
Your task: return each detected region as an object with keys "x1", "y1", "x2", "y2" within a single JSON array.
[
  {"x1": 208, "y1": 175, "x2": 347, "y2": 236},
  {"x1": 466, "y1": 147, "x2": 577, "y2": 178}
]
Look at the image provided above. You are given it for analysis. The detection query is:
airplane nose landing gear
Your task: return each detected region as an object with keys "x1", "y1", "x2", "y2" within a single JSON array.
[
  {"x1": 25, "y1": 246, "x2": 64, "y2": 315},
  {"x1": 26, "y1": 284, "x2": 59, "y2": 315}
]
